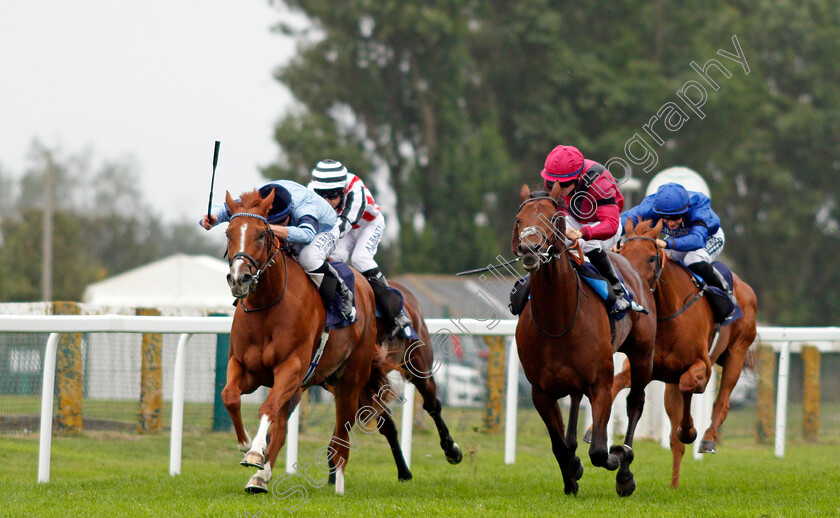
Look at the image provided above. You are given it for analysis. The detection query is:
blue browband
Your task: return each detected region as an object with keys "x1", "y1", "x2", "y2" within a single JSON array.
[{"x1": 230, "y1": 213, "x2": 269, "y2": 224}]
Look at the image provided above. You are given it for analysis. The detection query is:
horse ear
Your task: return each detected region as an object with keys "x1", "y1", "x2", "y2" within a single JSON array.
[
  {"x1": 225, "y1": 191, "x2": 238, "y2": 212},
  {"x1": 652, "y1": 218, "x2": 664, "y2": 235},
  {"x1": 549, "y1": 181, "x2": 562, "y2": 200},
  {"x1": 520, "y1": 183, "x2": 530, "y2": 201},
  {"x1": 624, "y1": 217, "x2": 636, "y2": 236},
  {"x1": 259, "y1": 188, "x2": 276, "y2": 215}
]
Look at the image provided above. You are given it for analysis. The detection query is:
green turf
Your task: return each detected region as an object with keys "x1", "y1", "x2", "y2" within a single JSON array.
[{"x1": 2, "y1": 404, "x2": 840, "y2": 518}]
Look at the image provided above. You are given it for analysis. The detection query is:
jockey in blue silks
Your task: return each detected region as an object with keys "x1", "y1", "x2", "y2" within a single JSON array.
[
  {"x1": 201, "y1": 179, "x2": 356, "y2": 321},
  {"x1": 620, "y1": 182, "x2": 737, "y2": 315}
]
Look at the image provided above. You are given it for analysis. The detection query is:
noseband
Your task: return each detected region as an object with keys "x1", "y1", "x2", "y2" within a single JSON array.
[{"x1": 622, "y1": 236, "x2": 664, "y2": 291}]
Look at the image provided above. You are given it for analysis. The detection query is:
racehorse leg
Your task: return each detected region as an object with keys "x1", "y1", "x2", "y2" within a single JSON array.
[
  {"x1": 565, "y1": 394, "x2": 584, "y2": 481},
  {"x1": 700, "y1": 345, "x2": 748, "y2": 453},
  {"x1": 611, "y1": 351, "x2": 650, "y2": 497},
  {"x1": 676, "y1": 358, "x2": 708, "y2": 444},
  {"x1": 588, "y1": 380, "x2": 620, "y2": 472},
  {"x1": 531, "y1": 388, "x2": 578, "y2": 495},
  {"x1": 221, "y1": 357, "x2": 257, "y2": 453},
  {"x1": 584, "y1": 358, "x2": 632, "y2": 445},
  {"x1": 242, "y1": 359, "x2": 303, "y2": 493},
  {"x1": 375, "y1": 410, "x2": 412, "y2": 481},
  {"x1": 664, "y1": 382, "x2": 686, "y2": 488},
  {"x1": 406, "y1": 348, "x2": 462, "y2": 464}
]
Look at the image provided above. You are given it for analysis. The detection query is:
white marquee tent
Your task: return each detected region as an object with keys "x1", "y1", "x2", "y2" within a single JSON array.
[{"x1": 82, "y1": 253, "x2": 234, "y2": 311}]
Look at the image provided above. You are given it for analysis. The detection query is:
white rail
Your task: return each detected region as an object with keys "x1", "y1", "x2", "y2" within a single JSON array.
[{"x1": 1, "y1": 315, "x2": 836, "y2": 482}]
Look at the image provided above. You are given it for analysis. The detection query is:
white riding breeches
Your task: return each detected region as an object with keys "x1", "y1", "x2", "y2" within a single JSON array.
[
  {"x1": 330, "y1": 214, "x2": 385, "y2": 273},
  {"x1": 666, "y1": 228, "x2": 725, "y2": 266},
  {"x1": 566, "y1": 215, "x2": 622, "y2": 254},
  {"x1": 295, "y1": 230, "x2": 338, "y2": 272}
]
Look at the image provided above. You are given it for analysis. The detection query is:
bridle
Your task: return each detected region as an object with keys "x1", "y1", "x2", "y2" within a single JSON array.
[
  {"x1": 516, "y1": 197, "x2": 585, "y2": 338},
  {"x1": 228, "y1": 212, "x2": 288, "y2": 312},
  {"x1": 622, "y1": 236, "x2": 664, "y2": 291},
  {"x1": 621, "y1": 234, "x2": 703, "y2": 322}
]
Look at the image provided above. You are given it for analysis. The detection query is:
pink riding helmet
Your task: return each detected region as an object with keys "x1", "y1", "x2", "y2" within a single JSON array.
[{"x1": 540, "y1": 145, "x2": 585, "y2": 188}]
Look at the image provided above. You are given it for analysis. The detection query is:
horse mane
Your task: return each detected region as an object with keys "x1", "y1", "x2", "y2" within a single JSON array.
[
  {"x1": 631, "y1": 218, "x2": 659, "y2": 237},
  {"x1": 238, "y1": 190, "x2": 265, "y2": 213},
  {"x1": 529, "y1": 188, "x2": 567, "y2": 210}
]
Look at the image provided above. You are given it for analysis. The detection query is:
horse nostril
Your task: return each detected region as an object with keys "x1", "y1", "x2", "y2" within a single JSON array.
[
  {"x1": 226, "y1": 273, "x2": 234, "y2": 286},
  {"x1": 241, "y1": 273, "x2": 253, "y2": 285}
]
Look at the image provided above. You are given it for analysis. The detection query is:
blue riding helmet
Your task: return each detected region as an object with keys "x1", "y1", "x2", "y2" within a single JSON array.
[
  {"x1": 258, "y1": 184, "x2": 293, "y2": 223},
  {"x1": 653, "y1": 183, "x2": 690, "y2": 217}
]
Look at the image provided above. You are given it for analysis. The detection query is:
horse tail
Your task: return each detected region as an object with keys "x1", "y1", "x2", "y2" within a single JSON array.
[{"x1": 360, "y1": 345, "x2": 399, "y2": 410}]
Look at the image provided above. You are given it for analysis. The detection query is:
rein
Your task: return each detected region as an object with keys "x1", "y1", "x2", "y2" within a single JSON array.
[
  {"x1": 229, "y1": 212, "x2": 289, "y2": 313},
  {"x1": 622, "y1": 235, "x2": 702, "y2": 322}
]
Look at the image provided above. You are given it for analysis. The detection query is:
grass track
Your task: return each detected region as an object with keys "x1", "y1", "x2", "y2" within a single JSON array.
[{"x1": 2, "y1": 406, "x2": 839, "y2": 518}]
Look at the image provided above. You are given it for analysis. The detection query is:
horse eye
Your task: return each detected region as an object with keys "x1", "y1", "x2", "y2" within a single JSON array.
[
  {"x1": 257, "y1": 231, "x2": 266, "y2": 240},
  {"x1": 649, "y1": 256, "x2": 657, "y2": 263}
]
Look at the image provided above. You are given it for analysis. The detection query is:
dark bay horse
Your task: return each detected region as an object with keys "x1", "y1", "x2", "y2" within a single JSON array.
[
  {"x1": 377, "y1": 281, "x2": 463, "y2": 467},
  {"x1": 321, "y1": 280, "x2": 463, "y2": 484},
  {"x1": 618, "y1": 219, "x2": 757, "y2": 487},
  {"x1": 513, "y1": 184, "x2": 656, "y2": 496},
  {"x1": 221, "y1": 189, "x2": 395, "y2": 494}
]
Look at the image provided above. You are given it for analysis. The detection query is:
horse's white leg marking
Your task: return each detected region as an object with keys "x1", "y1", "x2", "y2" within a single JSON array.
[
  {"x1": 255, "y1": 460, "x2": 272, "y2": 484},
  {"x1": 249, "y1": 414, "x2": 271, "y2": 455},
  {"x1": 335, "y1": 466, "x2": 345, "y2": 495}
]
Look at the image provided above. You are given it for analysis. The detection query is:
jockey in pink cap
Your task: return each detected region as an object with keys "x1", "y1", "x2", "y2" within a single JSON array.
[{"x1": 540, "y1": 145, "x2": 643, "y2": 313}]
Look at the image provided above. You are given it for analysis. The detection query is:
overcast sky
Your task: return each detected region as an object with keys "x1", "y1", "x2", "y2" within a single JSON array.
[{"x1": 0, "y1": 1, "x2": 298, "y2": 223}]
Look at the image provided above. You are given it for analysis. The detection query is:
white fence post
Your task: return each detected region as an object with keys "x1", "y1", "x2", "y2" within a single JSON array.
[
  {"x1": 504, "y1": 337, "x2": 519, "y2": 464},
  {"x1": 775, "y1": 341, "x2": 791, "y2": 458},
  {"x1": 37, "y1": 333, "x2": 61, "y2": 483},
  {"x1": 169, "y1": 333, "x2": 192, "y2": 476},
  {"x1": 401, "y1": 383, "x2": 415, "y2": 469},
  {"x1": 286, "y1": 405, "x2": 300, "y2": 473}
]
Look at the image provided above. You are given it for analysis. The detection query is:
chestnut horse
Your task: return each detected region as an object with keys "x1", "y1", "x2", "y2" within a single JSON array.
[
  {"x1": 618, "y1": 219, "x2": 757, "y2": 487},
  {"x1": 512, "y1": 184, "x2": 656, "y2": 496},
  {"x1": 220, "y1": 189, "x2": 394, "y2": 494},
  {"x1": 377, "y1": 281, "x2": 463, "y2": 467}
]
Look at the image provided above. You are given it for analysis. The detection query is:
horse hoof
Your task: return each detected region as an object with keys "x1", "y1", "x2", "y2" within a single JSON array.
[
  {"x1": 677, "y1": 426, "x2": 697, "y2": 444},
  {"x1": 583, "y1": 428, "x2": 592, "y2": 444},
  {"x1": 564, "y1": 481, "x2": 579, "y2": 496},
  {"x1": 240, "y1": 450, "x2": 266, "y2": 469},
  {"x1": 398, "y1": 470, "x2": 413, "y2": 482},
  {"x1": 570, "y1": 457, "x2": 584, "y2": 481},
  {"x1": 446, "y1": 443, "x2": 463, "y2": 465},
  {"x1": 616, "y1": 475, "x2": 636, "y2": 497},
  {"x1": 610, "y1": 444, "x2": 634, "y2": 465},
  {"x1": 245, "y1": 475, "x2": 268, "y2": 494},
  {"x1": 699, "y1": 440, "x2": 717, "y2": 454},
  {"x1": 605, "y1": 454, "x2": 619, "y2": 471}
]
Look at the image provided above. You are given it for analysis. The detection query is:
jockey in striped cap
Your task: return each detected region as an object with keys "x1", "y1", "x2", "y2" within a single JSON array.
[{"x1": 310, "y1": 159, "x2": 412, "y2": 339}]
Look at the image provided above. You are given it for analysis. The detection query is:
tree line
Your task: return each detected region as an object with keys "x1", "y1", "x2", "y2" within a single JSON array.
[
  {"x1": 0, "y1": 140, "x2": 219, "y2": 302},
  {"x1": 264, "y1": 0, "x2": 840, "y2": 326}
]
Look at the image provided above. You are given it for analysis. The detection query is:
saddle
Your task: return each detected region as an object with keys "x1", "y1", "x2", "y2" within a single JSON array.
[
  {"x1": 508, "y1": 260, "x2": 643, "y2": 322},
  {"x1": 677, "y1": 260, "x2": 743, "y2": 325}
]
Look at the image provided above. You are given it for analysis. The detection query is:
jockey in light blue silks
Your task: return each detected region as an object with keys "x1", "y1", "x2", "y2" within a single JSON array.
[
  {"x1": 620, "y1": 182, "x2": 737, "y2": 317},
  {"x1": 201, "y1": 179, "x2": 356, "y2": 321}
]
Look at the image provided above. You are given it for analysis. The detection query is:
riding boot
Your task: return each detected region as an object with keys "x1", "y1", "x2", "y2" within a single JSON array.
[
  {"x1": 364, "y1": 269, "x2": 411, "y2": 338},
  {"x1": 586, "y1": 249, "x2": 633, "y2": 312},
  {"x1": 688, "y1": 262, "x2": 737, "y2": 312},
  {"x1": 317, "y1": 262, "x2": 356, "y2": 321}
]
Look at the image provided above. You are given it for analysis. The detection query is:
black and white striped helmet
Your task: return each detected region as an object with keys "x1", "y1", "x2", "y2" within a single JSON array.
[{"x1": 310, "y1": 159, "x2": 348, "y2": 191}]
